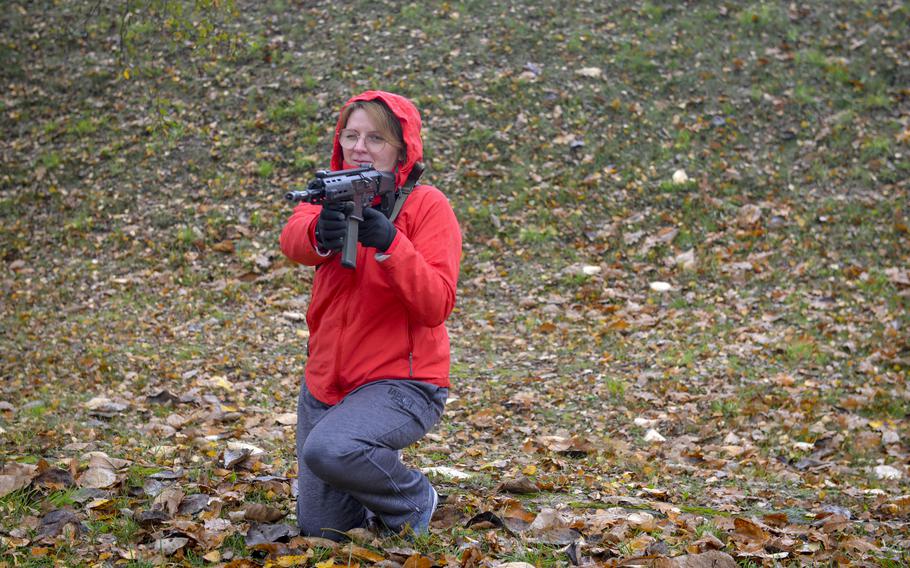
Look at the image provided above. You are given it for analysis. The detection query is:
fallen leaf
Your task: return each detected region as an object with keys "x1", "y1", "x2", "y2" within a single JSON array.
[
  {"x1": 245, "y1": 523, "x2": 296, "y2": 547},
  {"x1": 422, "y1": 466, "x2": 473, "y2": 480},
  {"x1": 496, "y1": 476, "x2": 538, "y2": 494},
  {"x1": 341, "y1": 544, "x2": 386, "y2": 564},
  {"x1": 36, "y1": 509, "x2": 84, "y2": 540},
  {"x1": 212, "y1": 239, "x2": 235, "y2": 253},
  {"x1": 873, "y1": 465, "x2": 902, "y2": 480},
  {"x1": 0, "y1": 462, "x2": 38, "y2": 497},
  {"x1": 152, "y1": 537, "x2": 189, "y2": 556},
  {"x1": 402, "y1": 553, "x2": 435, "y2": 568},
  {"x1": 576, "y1": 67, "x2": 602, "y2": 78},
  {"x1": 276, "y1": 413, "x2": 297, "y2": 425},
  {"x1": 731, "y1": 517, "x2": 771, "y2": 551},
  {"x1": 77, "y1": 468, "x2": 118, "y2": 489},
  {"x1": 737, "y1": 204, "x2": 762, "y2": 228},
  {"x1": 644, "y1": 428, "x2": 666, "y2": 443},
  {"x1": 655, "y1": 550, "x2": 738, "y2": 568},
  {"x1": 244, "y1": 503, "x2": 287, "y2": 523}
]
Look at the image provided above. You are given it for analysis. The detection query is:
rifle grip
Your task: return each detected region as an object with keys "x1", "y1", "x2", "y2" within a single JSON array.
[{"x1": 341, "y1": 217, "x2": 358, "y2": 269}]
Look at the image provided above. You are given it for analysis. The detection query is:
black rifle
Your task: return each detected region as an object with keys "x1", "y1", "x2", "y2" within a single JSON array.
[{"x1": 285, "y1": 165, "x2": 396, "y2": 269}]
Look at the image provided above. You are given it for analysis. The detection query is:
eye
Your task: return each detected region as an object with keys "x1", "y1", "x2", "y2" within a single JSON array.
[
  {"x1": 342, "y1": 131, "x2": 359, "y2": 142},
  {"x1": 366, "y1": 134, "x2": 386, "y2": 144}
]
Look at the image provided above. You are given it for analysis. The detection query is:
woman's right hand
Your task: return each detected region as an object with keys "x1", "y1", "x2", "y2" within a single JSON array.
[{"x1": 315, "y1": 205, "x2": 348, "y2": 251}]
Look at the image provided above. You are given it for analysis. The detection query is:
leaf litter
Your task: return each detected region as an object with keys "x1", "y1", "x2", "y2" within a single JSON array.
[{"x1": 1, "y1": 0, "x2": 909, "y2": 566}]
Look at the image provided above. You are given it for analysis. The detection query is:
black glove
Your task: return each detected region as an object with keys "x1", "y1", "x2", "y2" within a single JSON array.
[
  {"x1": 315, "y1": 204, "x2": 348, "y2": 251},
  {"x1": 358, "y1": 207, "x2": 397, "y2": 251}
]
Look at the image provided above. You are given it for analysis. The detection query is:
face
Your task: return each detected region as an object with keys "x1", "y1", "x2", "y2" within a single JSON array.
[{"x1": 340, "y1": 108, "x2": 401, "y2": 173}]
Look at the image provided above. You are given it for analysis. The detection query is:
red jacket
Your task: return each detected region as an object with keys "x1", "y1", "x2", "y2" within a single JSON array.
[{"x1": 279, "y1": 91, "x2": 462, "y2": 405}]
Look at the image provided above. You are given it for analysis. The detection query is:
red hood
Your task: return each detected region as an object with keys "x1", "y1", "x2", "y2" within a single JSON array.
[{"x1": 331, "y1": 90, "x2": 423, "y2": 189}]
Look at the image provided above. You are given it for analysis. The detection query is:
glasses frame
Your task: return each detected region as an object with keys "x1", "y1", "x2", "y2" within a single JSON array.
[{"x1": 338, "y1": 129, "x2": 389, "y2": 153}]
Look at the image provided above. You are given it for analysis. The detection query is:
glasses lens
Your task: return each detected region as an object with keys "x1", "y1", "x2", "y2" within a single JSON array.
[
  {"x1": 339, "y1": 130, "x2": 388, "y2": 152},
  {"x1": 364, "y1": 134, "x2": 387, "y2": 152},
  {"x1": 339, "y1": 130, "x2": 359, "y2": 149}
]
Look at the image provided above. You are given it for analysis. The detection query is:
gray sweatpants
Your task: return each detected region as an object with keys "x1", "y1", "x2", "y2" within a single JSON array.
[{"x1": 295, "y1": 378, "x2": 447, "y2": 538}]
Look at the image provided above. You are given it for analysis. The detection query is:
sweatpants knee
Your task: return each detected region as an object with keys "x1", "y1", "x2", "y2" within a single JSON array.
[{"x1": 302, "y1": 437, "x2": 363, "y2": 484}]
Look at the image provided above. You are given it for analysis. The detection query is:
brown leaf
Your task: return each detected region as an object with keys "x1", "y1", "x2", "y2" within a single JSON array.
[
  {"x1": 151, "y1": 537, "x2": 189, "y2": 556},
  {"x1": 33, "y1": 466, "x2": 75, "y2": 490},
  {"x1": 152, "y1": 487, "x2": 185, "y2": 517},
  {"x1": 212, "y1": 239, "x2": 235, "y2": 253},
  {"x1": 0, "y1": 462, "x2": 38, "y2": 497},
  {"x1": 731, "y1": 517, "x2": 771, "y2": 551},
  {"x1": 737, "y1": 204, "x2": 762, "y2": 228},
  {"x1": 687, "y1": 532, "x2": 725, "y2": 553},
  {"x1": 402, "y1": 553, "x2": 433, "y2": 568},
  {"x1": 244, "y1": 503, "x2": 287, "y2": 523},
  {"x1": 341, "y1": 544, "x2": 386, "y2": 564},
  {"x1": 654, "y1": 550, "x2": 738, "y2": 568},
  {"x1": 77, "y1": 467, "x2": 118, "y2": 489},
  {"x1": 36, "y1": 509, "x2": 84, "y2": 540},
  {"x1": 178, "y1": 493, "x2": 211, "y2": 516},
  {"x1": 839, "y1": 536, "x2": 880, "y2": 553},
  {"x1": 135, "y1": 509, "x2": 170, "y2": 528},
  {"x1": 496, "y1": 476, "x2": 538, "y2": 494}
]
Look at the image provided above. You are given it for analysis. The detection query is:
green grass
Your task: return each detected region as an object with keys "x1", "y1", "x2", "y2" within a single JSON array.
[
  {"x1": 257, "y1": 160, "x2": 274, "y2": 178},
  {"x1": 2, "y1": 1, "x2": 908, "y2": 565},
  {"x1": 267, "y1": 95, "x2": 318, "y2": 124},
  {"x1": 501, "y1": 543, "x2": 564, "y2": 567}
]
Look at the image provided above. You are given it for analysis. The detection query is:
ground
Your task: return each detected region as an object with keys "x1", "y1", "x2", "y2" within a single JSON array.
[{"x1": 1, "y1": 1, "x2": 909, "y2": 566}]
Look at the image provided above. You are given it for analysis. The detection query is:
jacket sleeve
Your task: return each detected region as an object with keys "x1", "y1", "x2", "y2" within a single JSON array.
[
  {"x1": 378, "y1": 188, "x2": 462, "y2": 327},
  {"x1": 279, "y1": 202, "x2": 336, "y2": 266}
]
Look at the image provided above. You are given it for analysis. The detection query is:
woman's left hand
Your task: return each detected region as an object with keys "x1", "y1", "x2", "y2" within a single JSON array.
[{"x1": 358, "y1": 207, "x2": 397, "y2": 251}]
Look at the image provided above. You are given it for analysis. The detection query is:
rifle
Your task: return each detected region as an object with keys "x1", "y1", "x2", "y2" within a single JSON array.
[{"x1": 285, "y1": 165, "x2": 396, "y2": 269}]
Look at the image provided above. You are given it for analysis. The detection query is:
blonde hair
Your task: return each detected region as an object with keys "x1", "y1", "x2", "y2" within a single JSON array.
[{"x1": 339, "y1": 100, "x2": 406, "y2": 162}]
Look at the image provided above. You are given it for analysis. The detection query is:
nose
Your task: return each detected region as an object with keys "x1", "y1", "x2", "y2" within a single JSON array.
[{"x1": 352, "y1": 135, "x2": 368, "y2": 152}]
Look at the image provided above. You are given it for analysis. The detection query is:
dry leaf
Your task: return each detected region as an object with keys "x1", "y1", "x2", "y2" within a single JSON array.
[
  {"x1": 731, "y1": 517, "x2": 771, "y2": 550},
  {"x1": 576, "y1": 67, "x2": 602, "y2": 78},
  {"x1": 497, "y1": 476, "x2": 538, "y2": 494},
  {"x1": 151, "y1": 537, "x2": 189, "y2": 556},
  {"x1": 401, "y1": 554, "x2": 434, "y2": 568},
  {"x1": 0, "y1": 462, "x2": 38, "y2": 497},
  {"x1": 244, "y1": 503, "x2": 286, "y2": 523},
  {"x1": 655, "y1": 550, "x2": 738, "y2": 568},
  {"x1": 77, "y1": 468, "x2": 118, "y2": 489},
  {"x1": 276, "y1": 413, "x2": 297, "y2": 425},
  {"x1": 736, "y1": 204, "x2": 762, "y2": 228},
  {"x1": 212, "y1": 239, "x2": 235, "y2": 253},
  {"x1": 341, "y1": 544, "x2": 386, "y2": 564}
]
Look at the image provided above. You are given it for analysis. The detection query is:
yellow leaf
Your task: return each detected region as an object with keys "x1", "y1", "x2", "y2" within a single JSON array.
[
  {"x1": 212, "y1": 376, "x2": 233, "y2": 390},
  {"x1": 869, "y1": 420, "x2": 884, "y2": 429},
  {"x1": 403, "y1": 554, "x2": 434, "y2": 568},
  {"x1": 123, "y1": 68, "x2": 130, "y2": 80},
  {"x1": 270, "y1": 555, "x2": 311, "y2": 567},
  {"x1": 343, "y1": 544, "x2": 385, "y2": 563},
  {"x1": 522, "y1": 464, "x2": 537, "y2": 476},
  {"x1": 314, "y1": 560, "x2": 336, "y2": 568}
]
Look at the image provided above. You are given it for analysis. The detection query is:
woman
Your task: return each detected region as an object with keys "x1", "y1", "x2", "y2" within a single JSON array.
[{"x1": 279, "y1": 91, "x2": 462, "y2": 538}]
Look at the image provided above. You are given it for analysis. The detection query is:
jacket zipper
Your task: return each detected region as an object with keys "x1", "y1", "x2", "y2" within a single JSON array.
[
  {"x1": 407, "y1": 316, "x2": 414, "y2": 377},
  {"x1": 332, "y1": 265, "x2": 355, "y2": 379}
]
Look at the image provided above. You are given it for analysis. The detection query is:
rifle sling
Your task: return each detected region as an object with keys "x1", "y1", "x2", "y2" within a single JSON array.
[{"x1": 390, "y1": 162, "x2": 425, "y2": 222}]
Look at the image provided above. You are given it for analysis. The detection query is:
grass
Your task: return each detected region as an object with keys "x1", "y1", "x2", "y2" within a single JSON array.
[{"x1": 1, "y1": 0, "x2": 908, "y2": 564}]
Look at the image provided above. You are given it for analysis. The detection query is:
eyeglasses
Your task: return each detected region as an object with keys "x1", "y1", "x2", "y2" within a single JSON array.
[{"x1": 339, "y1": 129, "x2": 389, "y2": 152}]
